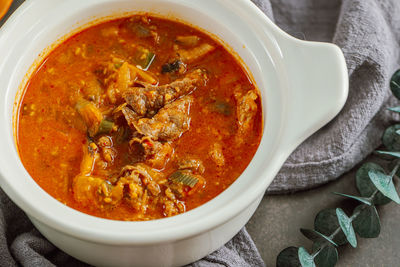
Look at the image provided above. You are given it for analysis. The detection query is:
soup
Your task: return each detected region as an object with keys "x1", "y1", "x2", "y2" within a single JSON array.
[{"x1": 17, "y1": 15, "x2": 262, "y2": 221}]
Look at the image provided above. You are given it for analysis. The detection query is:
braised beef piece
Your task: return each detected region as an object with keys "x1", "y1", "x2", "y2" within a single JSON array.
[
  {"x1": 130, "y1": 136, "x2": 174, "y2": 169},
  {"x1": 122, "y1": 69, "x2": 206, "y2": 117},
  {"x1": 235, "y1": 89, "x2": 258, "y2": 138},
  {"x1": 133, "y1": 95, "x2": 193, "y2": 141}
]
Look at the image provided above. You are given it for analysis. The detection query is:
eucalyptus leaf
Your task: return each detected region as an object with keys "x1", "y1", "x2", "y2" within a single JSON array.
[
  {"x1": 382, "y1": 124, "x2": 400, "y2": 151},
  {"x1": 333, "y1": 192, "x2": 372, "y2": 205},
  {"x1": 313, "y1": 241, "x2": 338, "y2": 267},
  {"x1": 314, "y1": 209, "x2": 348, "y2": 245},
  {"x1": 353, "y1": 205, "x2": 381, "y2": 238},
  {"x1": 375, "y1": 150, "x2": 400, "y2": 158},
  {"x1": 298, "y1": 247, "x2": 316, "y2": 267},
  {"x1": 368, "y1": 169, "x2": 400, "y2": 204},
  {"x1": 300, "y1": 228, "x2": 338, "y2": 247},
  {"x1": 356, "y1": 162, "x2": 391, "y2": 205},
  {"x1": 388, "y1": 106, "x2": 400, "y2": 113},
  {"x1": 276, "y1": 247, "x2": 301, "y2": 267},
  {"x1": 390, "y1": 69, "x2": 400, "y2": 100},
  {"x1": 336, "y1": 208, "x2": 357, "y2": 248}
]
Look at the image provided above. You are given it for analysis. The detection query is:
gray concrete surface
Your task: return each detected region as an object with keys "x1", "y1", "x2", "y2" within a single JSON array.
[{"x1": 247, "y1": 155, "x2": 400, "y2": 266}]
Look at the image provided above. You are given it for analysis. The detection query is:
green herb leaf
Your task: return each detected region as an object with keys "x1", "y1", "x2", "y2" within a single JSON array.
[
  {"x1": 300, "y1": 228, "x2": 337, "y2": 247},
  {"x1": 135, "y1": 46, "x2": 155, "y2": 70},
  {"x1": 314, "y1": 208, "x2": 348, "y2": 245},
  {"x1": 114, "y1": 63, "x2": 122, "y2": 69},
  {"x1": 313, "y1": 241, "x2": 338, "y2": 267},
  {"x1": 276, "y1": 247, "x2": 301, "y2": 267},
  {"x1": 368, "y1": 169, "x2": 400, "y2": 204},
  {"x1": 356, "y1": 162, "x2": 391, "y2": 205},
  {"x1": 169, "y1": 171, "x2": 199, "y2": 188},
  {"x1": 390, "y1": 69, "x2": 400, "y2": 100},
  {"x1": 336, "y1": 208, "x2": 357, "y2": 248},
  {"x1": 382, "y1": 124, "x2": 400, "y2": 151},
  {"x1": 98, "y1": 119, "x2": 114, "y2": 135},
  {"x1": 298, "y1": 247, "x2": 316, "y2": 267},
  {"x1": 353, "y1": 205, "x2": 381, "y2": 238},
  {"x1": 375, "y1": 150, "x2": 400, "y2": 158},
  {"x1": 333, "y1": 192, "x2": 372, "y2": 205},
  {"x1": 388, "y1": 106, "x2": 400, "y2": 113}
]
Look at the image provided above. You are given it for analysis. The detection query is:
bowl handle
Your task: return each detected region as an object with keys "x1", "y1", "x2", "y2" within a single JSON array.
[{"x1": 276, "y1": 35, "x2": 349, "y2": 153}]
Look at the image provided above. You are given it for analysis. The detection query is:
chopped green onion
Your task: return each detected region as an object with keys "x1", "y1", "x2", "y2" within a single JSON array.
[
  {"x1": 114, "y1": 63, "x2": 123, "y2": 69},
  {"x1": 135, "y1": 46, "x2": 155, "y2": 70},
  {"x1": 98, "y1": 119, "x2": 114, "y2": 135},
  {"x1": 169, "y1": 171, "x2": 199, "y2": 188}
]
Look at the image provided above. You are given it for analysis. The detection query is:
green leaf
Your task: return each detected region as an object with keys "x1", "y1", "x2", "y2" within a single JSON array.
[
  {"x1": 336, "y1": 208, "x2": 357, "y2": 248},
  {"x1": 276, "y1": 247, "x2": 301, "y2": 267},
  {"x1": 314, "y1": 209, "x2": 348, "y2": 245},
  {"x1": 312, "y1": 241, "x2": 338, "y2": 267},
  {"x1": 382, "y1": 124, "x2": 400, "y2": 151},
  {"x1": 352, "y1": 205, "x2": 381, "y2": 238},
  {"x1": 356, "y1": 163, "x2": 391, "y2": 205},
  {"x1": 300, "y1": 228, "x2": 338, "y2": 247},
  {"x1": 390, "y1": 69, "x2": 400, "y2": 100},
  {"x1": 97, "y1": 119, "x2": 114, "y2": 135},
  {"x1": 375, "y1": 150, "x2": 400, "y2": 158},
  {"x1": 169, "y1": 171, "x2": 199, "y2": 188},
  {"x1": 298, "y1": 247, "x2": 316, "y2": 267},
  {"x1": 368, "y1": 169, "x2": 400, "y2": 204},
  {"x1": 388, "y1": 106, "x2": 400, "y2": 113},
  {"x1": 333, "y1": 192, "x2": 372, "y2": 205}
]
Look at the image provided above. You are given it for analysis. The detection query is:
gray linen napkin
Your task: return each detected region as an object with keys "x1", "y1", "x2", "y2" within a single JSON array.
[
  {"x1": 264, "y1": 0, "x2": 400, "y2": 193},
  {"x1": 1, "y1": 0, "x2": 400, "y2": 266}
]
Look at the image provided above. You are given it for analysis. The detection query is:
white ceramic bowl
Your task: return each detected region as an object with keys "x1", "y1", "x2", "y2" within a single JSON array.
[{"x1": 0, "y1": 0, "x2": 348, "y2": 266}]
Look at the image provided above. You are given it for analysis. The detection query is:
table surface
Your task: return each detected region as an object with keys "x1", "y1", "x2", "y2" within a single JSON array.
[
  {"x1": 247, "y1": 155, "x2": 400, "y2": 266},
  {"x1": 2, "y1": 1, "x2": 400, "y2": 266}
]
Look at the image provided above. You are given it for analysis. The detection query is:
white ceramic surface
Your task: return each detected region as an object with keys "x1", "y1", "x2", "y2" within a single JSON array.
[{"x1": 0, "y1": 0, "x2": 348, "y2": 266}]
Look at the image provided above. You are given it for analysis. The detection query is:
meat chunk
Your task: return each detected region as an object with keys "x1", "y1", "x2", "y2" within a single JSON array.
[
  {"x1": 133, "y1": 95, "x2": 193, "y2": 141},
  {"x1": 209, "y1": 142, "x2": 225, "y2": 167},
  {"x1": 121, "y1": 105, "x2": 139, "y2": 128},
  {"x1": 97, "y1": 135, "x2": 116, "y2": 164},
  {"x1": 123, "y1": 69, "x2": 206, "y2": 117},
  {"x1": 235, "y1": 89, "x2": 258, "y2": 137},
  {"x1": 98, "y1": 163, "x2": 163, "y2": 211},
  {"x1": 178, "y1": 158, "x2": 205, "y2": 174},
  {"x1": 163, "y1": 188, "x2": 185, "y2": 217},
  {"x1": 73, "y1": 141, "x2": 164, "y2": 210},
  {"x1": 130, "y1": 136, "x2": 174, "y2": 169}
]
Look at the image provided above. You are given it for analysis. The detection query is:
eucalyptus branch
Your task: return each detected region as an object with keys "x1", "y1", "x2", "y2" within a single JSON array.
[{"x1": 276, "y1": 69, "x2": 400, "y2": 267}]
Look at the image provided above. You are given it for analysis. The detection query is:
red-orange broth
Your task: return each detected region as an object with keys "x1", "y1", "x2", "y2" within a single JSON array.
[{"x1": 17, "y1": 15, "x2": 262, "y2": 221}]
